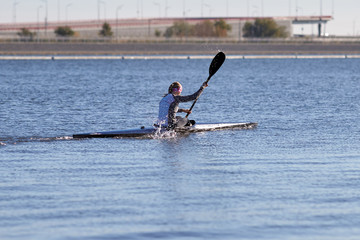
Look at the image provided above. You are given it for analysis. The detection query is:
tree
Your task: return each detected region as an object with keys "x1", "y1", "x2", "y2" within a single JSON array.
[
  {"x1": 164, "y1": 20, "x2": 232, "y2": 38},
  {"x1": 214, "y1": 19, "x2": 232, "y2": 37},
  {"x1": 164, "y1": 21, "x2": 193, "y2": 38},
  {"x1": 243, "y1": 18, "x2": 288, "y2": 38},
  {"x1": 99, "y1": 22, "x2": 113, "y2": 37},
  {"x1": 54, "y1": 26, "x2": 75, "y2": 37},
  {"x1": 155, "y1": 29, "x2": 162, "y2": 37},
  {"x1": 17, "y1": 28, "x2": 35, "y2": 39},
  {"x1": 193, "y1": 20, "x2": 215, "y2": 37}
]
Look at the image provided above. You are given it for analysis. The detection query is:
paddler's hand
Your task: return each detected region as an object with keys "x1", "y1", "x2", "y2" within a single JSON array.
[
  {"x1": 202, "y1": 82, "x2": 208, "y2": 88},
  {"x1": 182, "y1": 109, "x2": 192, "y2": 114}
]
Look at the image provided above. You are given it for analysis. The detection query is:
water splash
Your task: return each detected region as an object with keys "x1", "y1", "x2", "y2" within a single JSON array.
[{"x1": 151, "y1": 120, "x2": 177, "y2": 139}]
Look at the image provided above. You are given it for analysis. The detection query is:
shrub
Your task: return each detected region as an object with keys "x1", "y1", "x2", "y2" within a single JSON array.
[
  {"x1": 17, "y1": 28, "x2": 35, "y2": 39},
  {"x1": 164, "y1": 20, "x2": 231, "y2": 38},
  {"x1": 243, "y1": 18, "x2": 288, "y2": 38},
  {"x1": 54, "y1": 26, "x2": 75, "y2": 37}
]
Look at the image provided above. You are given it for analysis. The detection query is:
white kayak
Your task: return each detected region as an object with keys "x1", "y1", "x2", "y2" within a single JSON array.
[{"x1": 73, "y1": 122, "x2": 257, "y2": 139}]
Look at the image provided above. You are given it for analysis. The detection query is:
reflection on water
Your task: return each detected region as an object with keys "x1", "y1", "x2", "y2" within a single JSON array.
[{"x1": 1, "y1": 58, "x2": 360, "y2": 240}]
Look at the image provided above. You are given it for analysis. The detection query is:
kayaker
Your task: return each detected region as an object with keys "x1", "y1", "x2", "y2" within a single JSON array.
[{"x1": 157, "y1": 81, "x2": 208, "y2": 129}]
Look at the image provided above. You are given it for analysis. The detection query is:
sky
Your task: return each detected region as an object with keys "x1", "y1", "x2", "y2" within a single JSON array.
[{"x1": 0, "y1": 0, "x2": 359, "y2": 36}]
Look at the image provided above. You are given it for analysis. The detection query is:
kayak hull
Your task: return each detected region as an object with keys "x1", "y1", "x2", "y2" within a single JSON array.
[{"x1": 73, "y1": 122, "x2": 257, "y2": 139}]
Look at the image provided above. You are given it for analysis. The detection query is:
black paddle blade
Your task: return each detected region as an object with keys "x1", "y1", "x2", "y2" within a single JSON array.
[{"x1": 208, "y1": 51, "x2": 226, "y2": 78}]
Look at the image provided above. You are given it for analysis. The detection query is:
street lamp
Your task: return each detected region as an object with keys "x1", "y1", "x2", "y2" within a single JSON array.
[
  {"x1": 226, "y1": 0, "x2": 229, "y2": 17},
  {"x1": 204, "y1": 3, "x2": 212, "y2": 17},
  {"x1": 182, "y1": 0, "x2": 185, "y2": 18},
  {"x1": 41, "y1": 0, "x2": 48, "y2": 36},
  {"x1": 164, "y1": 0, "x2": 170, "y2": 18},
  {"x1": 136, "y1": 0, "x2": 143, "y2": 19},
  {"x1": 116, "y1": 5, "x2": 123, "y2": 40},
  {"x1": 288, "y1": 0, "x2": 291, "y2": 16},
  {"x1": 182, "y1": 1, "x2": 191, "y2": 18},
  {"x1": 201, "y1": 0, "x2": 204, "y2": 17},
  {"x1": 13, "y1": 0, "x2": 20, "y2": 23},
  {"x1": 252, "y1": 5, "x2": 259, "y2": 17},
  {"x1": 57, "y1": 0, "x2": 60, "y2": 22},
  {"x1": 247, "y1": 0, "x2": 250, "y2": 17},
  {"x1": 320, "y1": 0, "x2": 323, "y2": 16},
  {"x1": 100, "y1": 0, "x2": 107, "y2": 21},
  {"x1": 37, "y1": 5, "x2": 43, "y2": 41},
  {"x1": 153, "y1": 2, "x2": 161, "y2": 18},
  {"x1": 66, "y1": 3, "x2": 72, "y2": 22}
]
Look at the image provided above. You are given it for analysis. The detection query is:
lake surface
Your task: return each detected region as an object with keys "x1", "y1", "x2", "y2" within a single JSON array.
[{"x1": 1, "y1": 57, "x2": 360, "y2": 240}]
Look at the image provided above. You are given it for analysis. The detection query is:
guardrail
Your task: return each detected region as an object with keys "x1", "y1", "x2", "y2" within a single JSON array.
[
  {"x1": 1, "y1": 54, "x2": 359, "y2": 60},
  {"x1": 1, "y1": 36, "x2": 360, "y2": 44}
]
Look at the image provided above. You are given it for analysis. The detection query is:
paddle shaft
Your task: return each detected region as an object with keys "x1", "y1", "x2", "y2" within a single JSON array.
[{"x1": 185, "y1": 75, "x2": 211, "y2": 118}]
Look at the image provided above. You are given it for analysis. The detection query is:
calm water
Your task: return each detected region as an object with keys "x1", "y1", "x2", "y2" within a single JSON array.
[{"x1": 1, "y1": 57, "x2": 360, "y2": 240}]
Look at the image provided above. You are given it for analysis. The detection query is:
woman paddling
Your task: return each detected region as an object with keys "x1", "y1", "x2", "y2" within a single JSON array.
[{"x1": 157, "y1": 81, "x2": 208, "y2": 129}]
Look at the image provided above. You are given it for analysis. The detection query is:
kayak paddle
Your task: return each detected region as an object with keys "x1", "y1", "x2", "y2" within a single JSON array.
[{"x1": 185, "y1": 51, "x2": 226, "y2": 118}]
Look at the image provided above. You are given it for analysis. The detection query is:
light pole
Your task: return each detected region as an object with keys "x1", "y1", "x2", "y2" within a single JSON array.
[
  {"x1": 153, "y1": 2, "x2": 161, "y2": 18},
  {"x1": 164, "y1": 0, "x2": 170, "y2": 18},
  {"x1": 116, "y1": 5, "x2": 123, "y2": 40},
  {"x1": 201, "y1": 0, "x2": 204, "y2": 17},
  {"x1": 97, "y1": 0, "x2": 100, "y2": 24},
  {"x1": 41, "y1": 0, "x2": 48, "y2": 37},
  {"x1": 252, "y1": 5, "x2": 259, "y2": 17},
  {"x1": 100, "y1": 0, "x2": 106, "y2": 21},
  {"x1": 13, "y1": 0, "x2": 20, "y2": 23},
  {"x1": 296, "y1": 2, "x2": 302, "y2": 18},
  {"x1": 288, "y1": 0, "x2": 291, "y2": 16},
  {"x1": 182, "y1": 0, "x2": 185, "y2": 18},
  {"x1": 97, "y1": 0, "x2": 107, "y2": 24},
  {"x1": 247, "y1": 0, "x2": 250, "y2": 17},
  {"x1": 320, "y1": 0, "x2": 323, "y2": 16},
  {"x1": 226, "y1": 0, "x2": 229, "y2": 17},
  {"x1": 66, "y1": 3, "x2": 72, "y2": 23},
  {"x1": 137, "y1": 0, "x2": 143, "y2": 19},
  {"x1": 58, "y1": 0, "x2": 60, "y2": 22},
  {"x1": 37, "y1": 5, "x2": 43, "y2": 41},
  {"x1": 204, "y1": 3, "x2": 212, "y2": 17}
]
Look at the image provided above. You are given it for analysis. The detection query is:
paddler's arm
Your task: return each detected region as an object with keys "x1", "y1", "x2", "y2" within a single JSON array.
[
  {"x1": 175, "y1": 81, "x2": 208, "y2": 103},
  {"x1": 178, "y1": 109, "x2": 192, "y2": 114}
]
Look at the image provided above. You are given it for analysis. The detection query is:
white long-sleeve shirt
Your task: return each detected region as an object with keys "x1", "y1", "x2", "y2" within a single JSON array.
[{"x1": 157, "y1": 87, "x2": 204, "y2": 127}]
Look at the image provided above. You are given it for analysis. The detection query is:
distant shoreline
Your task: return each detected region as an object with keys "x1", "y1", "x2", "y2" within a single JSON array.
[{"x1": 1, "y1": 41, "x2": 360, "y2": 56}]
